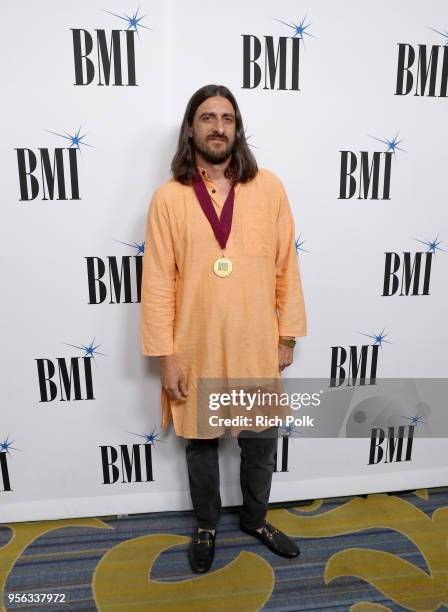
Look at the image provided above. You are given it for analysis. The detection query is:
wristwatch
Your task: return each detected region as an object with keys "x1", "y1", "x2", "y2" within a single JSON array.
[{"x1": 279, "y1": 337, "x2": 296, "y2": 348}]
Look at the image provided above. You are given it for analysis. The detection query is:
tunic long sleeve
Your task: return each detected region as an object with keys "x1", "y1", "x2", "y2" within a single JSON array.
[
  {"x1": 140, "y1": 192, "x2": 176, "y2": 356},
  {"x1": 275, "y1": 189, "x2": 307, "y2": 337},
  {"x1": 140, "y1": 167, "x2": 307, "y2": 438}
]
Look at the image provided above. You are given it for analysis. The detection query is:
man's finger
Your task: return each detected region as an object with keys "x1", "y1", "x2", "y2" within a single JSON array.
[
  {"x1": 168, "y1": 386, "x2": 182, "y2": 400},
  {"x1": 179, "y1": 378, "x2": 188, "y2": 397}
]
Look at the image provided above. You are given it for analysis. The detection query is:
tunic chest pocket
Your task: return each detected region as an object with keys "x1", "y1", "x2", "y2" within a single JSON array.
[{"x1": 242, "y1": 210, "x2": 274, "y2": 257}]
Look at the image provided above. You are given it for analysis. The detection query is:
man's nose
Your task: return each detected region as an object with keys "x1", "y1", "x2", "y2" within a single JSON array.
[{"x1": 215, "y1": 118, "x2": 225, "y2": 134}]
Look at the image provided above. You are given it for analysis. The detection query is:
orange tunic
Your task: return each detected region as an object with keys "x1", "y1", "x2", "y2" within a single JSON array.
[{"x1": 140, "y1": 167, "x2": 307, "y2": 438}]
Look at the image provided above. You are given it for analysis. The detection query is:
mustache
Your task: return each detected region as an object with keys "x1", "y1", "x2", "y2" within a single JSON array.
[{"x1": 208, "y1": 134, "x2": 227, "y2": 141}]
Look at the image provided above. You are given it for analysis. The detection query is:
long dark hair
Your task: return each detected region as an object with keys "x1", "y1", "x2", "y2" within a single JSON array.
[{"x1": 171, "y1": 84, "x2": 258, "y2": 185}]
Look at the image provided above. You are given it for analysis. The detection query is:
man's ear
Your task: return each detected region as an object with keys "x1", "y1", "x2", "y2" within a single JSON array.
[{"x1": 188, "y1": 126, "x2": 193, "y2": 138}]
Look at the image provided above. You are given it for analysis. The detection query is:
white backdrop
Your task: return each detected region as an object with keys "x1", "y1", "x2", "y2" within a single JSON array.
[{"x1": 1, "y1": 0, "x2": 447, "y2": 523}]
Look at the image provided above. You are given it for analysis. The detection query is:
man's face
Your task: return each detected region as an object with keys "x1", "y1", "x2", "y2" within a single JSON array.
[{"x1": 189, "y1": 96, "x2": 236, "y2": 164}]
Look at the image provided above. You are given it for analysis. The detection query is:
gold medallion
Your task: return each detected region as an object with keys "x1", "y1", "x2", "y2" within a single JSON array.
[{"x1": 213, "y1": 256, "x2": 233, "y2": 277}]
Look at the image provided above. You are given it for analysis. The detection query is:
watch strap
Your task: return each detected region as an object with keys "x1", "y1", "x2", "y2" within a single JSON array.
[{"x1": 279, "y1": 337, "x2": 296, "y2": 348}]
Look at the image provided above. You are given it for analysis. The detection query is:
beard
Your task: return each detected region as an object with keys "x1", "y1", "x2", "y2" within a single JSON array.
[{"x1": 192, "y1": 133, "x2": 234, "y2": 164}]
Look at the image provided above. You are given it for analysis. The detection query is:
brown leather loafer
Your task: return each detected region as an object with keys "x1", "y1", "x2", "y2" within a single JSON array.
[
  {"x1": 188, "y1": 528, "x2": 216, "y2": 573},
  {"x1": 241, "y1": 522, "x2": 300, "y2": 558}
]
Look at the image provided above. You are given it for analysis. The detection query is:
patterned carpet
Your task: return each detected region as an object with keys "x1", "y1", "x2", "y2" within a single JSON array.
[{"x1": 1, "y1": 487, "x2": 448, "y2": 611}]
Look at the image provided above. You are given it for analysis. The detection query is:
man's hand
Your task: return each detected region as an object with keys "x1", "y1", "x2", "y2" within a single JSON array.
[
  {"x1": 278, "y1": 338, "x2": 294, "y2": 372},
  {"x1": 160, "y1": 355, "x2": 188, "y2": 400}
]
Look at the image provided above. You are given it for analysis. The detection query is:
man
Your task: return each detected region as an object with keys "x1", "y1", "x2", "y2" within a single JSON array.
[{"x1": 141, "y1": 84, "x2": 307, "y2": 573}]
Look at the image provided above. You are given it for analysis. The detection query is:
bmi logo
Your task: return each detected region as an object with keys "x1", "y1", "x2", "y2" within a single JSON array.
[
  {"x1": 368, "y1": 406, "x2": 426, "y2": 465},
  {"x1": 368, "y1": 425, "x2": 415, "y2": 464},
  {"x1": 330, "y1": 329, "x2": 391, "y2": 387},
  {"x1": 242, "y1": 16, "x2": 315, "y2": 91},
  {"x1": 100, "y1": 428, "x2": 161, "y2": 484},
  {"x1": 395, "y1": 27, "x2": 448, "y2": 97},
  {"x1": 86, "y1": 239, "x2": 144, "y2": 304},
  {"x1": 15, "y1": 127, "x2": 91, "y2": 202},
  {"x1": 35, "y1": 339, "x2": 105, "y2": 402},
  {"x1": 383, "y1": 235, "x2": 444, "y2": 296},
  {"x1": 0, "y1": 436, "x2": 19, "y2": 493},
  {"x1": 339, "y1": 133, "x2": 405, "y2": 200},
  {"x1": 72, "y1": 7, "x2": 150, "y2": 86}
]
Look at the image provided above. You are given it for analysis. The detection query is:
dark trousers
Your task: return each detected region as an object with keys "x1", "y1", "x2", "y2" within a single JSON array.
[{"x1": 185, "y1": 428, "x2": 278, "y2": 530}]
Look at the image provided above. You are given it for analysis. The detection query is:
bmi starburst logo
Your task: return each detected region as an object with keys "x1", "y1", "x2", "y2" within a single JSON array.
[
  {"x1": 244, "y1": 127, "x2": 257, "y2": 150},
  {"x1": 0, "y1": 436, "x2": 18, "y2": 455},
  {"x1": 242, "y1": 15, "x2": 314, "y2": 91},
  {"x1": 15, "y1": 126, "x2": 87, "y2": 202},
  {"x1": 295, "y1": 233, "x2": 309, "y2": 255},
  {"x1": 382, "y1": 235, "x2": 443, "y2": 297},
  {"x1": 339, "y1": 132, "x2": 405, "y2": 200},
  {"x1": 400, "y1": 409, "x2": 426, "y2": 428},
  {"x1": 35, "y1": 339, "x2": 103, "y2": 403},
  {"x1": 127, "y1": 427, "x2": 163, "y2": 447},
  {"x1": 63, "y1": 337, "x2": 106, "y2": 360},
  {"x1": 103, "y1": 6, "x2": 151, "y2": 37},
  {"x1": 395, "y1": 27, "x2": 448, "y2": 97},
  {"x1": 46, "y1": 125, "x2": 93, "y2": 157},
  {"x1": 72, "y1": 7, "x2": 151, "y2": 87},
  {"x1": 273, "y1": 15, "x2": 315, "y2": 43},
  {"x1": 0, "y1": 435, "x2": 17, "y2": 492},
  {"x1": 85, "y1": 238, "x2": 144, "y2": 305},
  {"x1": 412, "y1": 234, "x2": 445, "y2": 254},
  {"x1": 429, "y1": 26, "x2": 448, "y2": 45},
  {"x1": 357, "y1": 328, "x2": 391, "y2": 350},
  {"x1": 369, "y1": 133, "x2": 405, "y2": 157},
  {"x1": 100, "y1": 427, "x2": 161, "y2": 485},
  {"x1": 330, "y1": 328, "x2": 390, "y2": 388},
  {"x1": 116, "y1": 238, "x2": 145, "y2": 255}
]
